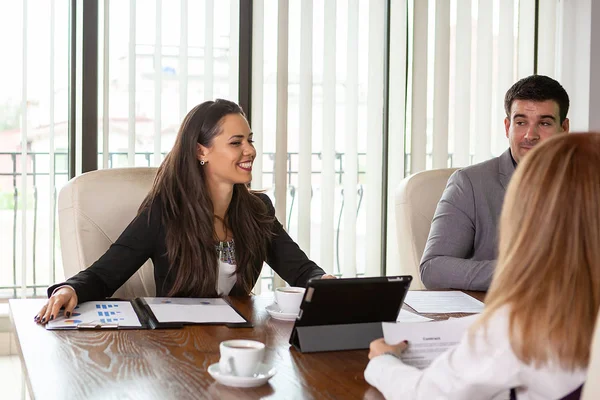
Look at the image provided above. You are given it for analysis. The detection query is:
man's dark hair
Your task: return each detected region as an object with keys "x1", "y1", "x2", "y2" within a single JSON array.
[{"x1": 504, "y1": 75, "x2": 570, "y2": 124}]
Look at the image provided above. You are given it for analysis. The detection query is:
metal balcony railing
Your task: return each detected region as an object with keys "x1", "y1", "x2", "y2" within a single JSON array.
[{"x1": 0, "y1": 151, "x2": 368, "y2": 298}]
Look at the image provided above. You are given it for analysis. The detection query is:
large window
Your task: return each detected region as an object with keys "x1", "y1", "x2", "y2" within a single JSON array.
[
  {"x1": 0, "y1": 0, "x2": 552, "y2": 298},
  {"x1": 0, "y1": 0, "x2": 70, "y2": 298},
  {"x1": 98, "y1": 0, "x2": 240, "y2": 169}
]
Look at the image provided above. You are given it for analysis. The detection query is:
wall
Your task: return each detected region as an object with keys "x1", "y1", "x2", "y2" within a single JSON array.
[{"x1": 556, "y1": 0, "x2": 600, "y2": 132}]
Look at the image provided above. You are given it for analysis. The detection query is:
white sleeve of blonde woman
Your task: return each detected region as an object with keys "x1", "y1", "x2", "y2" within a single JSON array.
[
  {"x1": 364, "y1": 309, "x2": 518, "y2": 400},
  {"x1": 364, "y1": 308, "x2": 586, "y2": 400}
]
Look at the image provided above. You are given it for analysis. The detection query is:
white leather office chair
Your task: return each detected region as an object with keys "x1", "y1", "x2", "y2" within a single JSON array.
[
  {"x1": 58, "y1": 167, "x2": 158, "y2": 298},
  {"x1": 395, "y1": 168, "x2": 458, "y2": 290},
  {"x1": 581, "y1": 309, "x2": 600, "y2": 399}
]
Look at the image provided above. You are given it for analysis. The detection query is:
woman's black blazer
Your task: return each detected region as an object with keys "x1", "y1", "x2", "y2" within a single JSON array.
[{"x1": 48, "y1": 193, "x2": 325, "y2": 302}]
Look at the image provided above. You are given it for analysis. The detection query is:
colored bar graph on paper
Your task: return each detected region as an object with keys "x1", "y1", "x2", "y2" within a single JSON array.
[
  {"x1": 47, "y1": 301, "x2": 141, "y2": 329},
  {"x1": 97, "y1": 318, "x2": 125, "y2": 323}
]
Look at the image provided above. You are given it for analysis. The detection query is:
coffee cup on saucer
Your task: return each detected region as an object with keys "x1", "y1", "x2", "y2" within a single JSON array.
[
  {"x1": 274, "y1": 286, "x2": 306, "y2": 314},
  {"x1": 219, "y1": 340, "x2": 265, "y2": 377}
]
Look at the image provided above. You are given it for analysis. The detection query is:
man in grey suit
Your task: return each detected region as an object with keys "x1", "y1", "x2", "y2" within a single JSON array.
[{"x1": 420, "y1": 75, "x2": 570, "y2": 290}]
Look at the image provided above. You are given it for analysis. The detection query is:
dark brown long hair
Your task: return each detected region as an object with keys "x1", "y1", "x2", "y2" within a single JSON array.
[{"x1": 140, "y1": 99, "x2": 274, "y2": 297}]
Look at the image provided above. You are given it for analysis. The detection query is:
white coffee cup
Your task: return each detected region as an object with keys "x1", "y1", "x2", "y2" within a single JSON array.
[
  {"x1": 219, "y1": 340, "x2": 265, "y2": 377},
  {"x1": 274, "y1": 286, "x2": 306, "y2": 314}
]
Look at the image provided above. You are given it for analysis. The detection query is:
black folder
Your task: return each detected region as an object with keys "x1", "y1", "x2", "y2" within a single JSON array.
[
  {"x1": 289, "y1": 276, "x2": 412, "y2": 352},
  {"x1": 45, "y1": 297, "x2": 252, "y2": 330}
]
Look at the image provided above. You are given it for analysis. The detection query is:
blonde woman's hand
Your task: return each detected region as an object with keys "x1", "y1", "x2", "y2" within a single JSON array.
[
  {"x1": 368, "y1": 338, "x2": 408, "y2": 359},
  {"x1": 321, "y1": 274, "x2": 337, "y2": 279},
  {"x1": 34, "y1": 287, "x2": 78, "y2": 325}
]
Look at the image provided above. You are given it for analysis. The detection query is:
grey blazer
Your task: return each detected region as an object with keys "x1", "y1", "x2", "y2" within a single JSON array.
[{"x1": 419, "y1": 149, "x2": 515, "y2": 290}]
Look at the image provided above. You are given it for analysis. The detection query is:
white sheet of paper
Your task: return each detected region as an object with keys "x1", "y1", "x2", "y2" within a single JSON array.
[
  {"x1": 396, "y1": 308, "x2": 434, "y2": 323},
  {"x1": 144, "y1": 297, "x2": 246, "y2": 324},
  {"x1": 404, "y1": 291, "x2": 484, "y2": 314},
  {"x1": 46, "y1": 301, "x2": 142, "y2": 329},
  {"x1": 383, "y1": 315, "x2": 478, "y2": 369}
]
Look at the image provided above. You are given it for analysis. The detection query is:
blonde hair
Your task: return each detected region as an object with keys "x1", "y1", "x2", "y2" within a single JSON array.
[{"x1": 474, "y1": 132, "x2": 600, "y2": 370}]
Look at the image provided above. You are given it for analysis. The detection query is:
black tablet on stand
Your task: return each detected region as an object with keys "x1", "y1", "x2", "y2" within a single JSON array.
[{"x1": 289, "y1": 275, "x2": 412, "y2": 353}]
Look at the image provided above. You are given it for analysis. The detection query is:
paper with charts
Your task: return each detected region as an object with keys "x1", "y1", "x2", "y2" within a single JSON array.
[
  {"x1": 383, "y1": 315, "x2": 478, "y2": 369},
  {"x1": 403, "y1": 291, "x2": 485, "y2": 314},
  {"x1": 143, "y1": 297, "x2": 246, "y2": 324},
  {"x1": 45, "y1": 301, "x2": 142, "y2": 329}
]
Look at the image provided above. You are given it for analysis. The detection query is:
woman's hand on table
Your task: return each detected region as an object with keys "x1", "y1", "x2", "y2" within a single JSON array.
[
  {"x1": 34, "y1": 287, "x2": 78, "y2": 325},
  {"x1": 368, "y1": 338, "x2": 409, "y2": 359}
]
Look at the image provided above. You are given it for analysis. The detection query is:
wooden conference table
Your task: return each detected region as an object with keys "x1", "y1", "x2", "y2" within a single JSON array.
[{"x1": 10, "y1": 291, "x2": 485, "y2": 400}]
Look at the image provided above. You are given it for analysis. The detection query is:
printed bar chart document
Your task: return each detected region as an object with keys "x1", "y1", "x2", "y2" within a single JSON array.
[
  {"x1": 46, "y1": 301, "x2": 142, "y2": 329},
  {"x1": 382, "y1": 315, "x2": 478, "y2": 369},
  {"x1": 404, "y1": 291, "x2": 484, "y2": 314}
]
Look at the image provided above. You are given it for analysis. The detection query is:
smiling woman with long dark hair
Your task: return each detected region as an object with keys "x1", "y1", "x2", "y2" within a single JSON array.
[{"x1": 36, "y1": 99, "x2": 331, "y2": 322}]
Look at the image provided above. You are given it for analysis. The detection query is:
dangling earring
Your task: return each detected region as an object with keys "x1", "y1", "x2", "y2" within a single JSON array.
[{"x1": 200, "y1": 160, "x2": 206, "y2": 166}]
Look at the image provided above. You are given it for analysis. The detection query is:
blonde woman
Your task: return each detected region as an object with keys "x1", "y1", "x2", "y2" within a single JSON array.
[{"x1": 365, "y1": 133, "x2": 599, "y2": 399}]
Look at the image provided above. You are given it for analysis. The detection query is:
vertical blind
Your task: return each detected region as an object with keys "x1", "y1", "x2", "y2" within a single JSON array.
[
  {"x1": 385, "y1": 0, "x2": 408, "y2": 278},
  {"x1": 320, "y1": 0, "x2": 336, "y2": 276},
  {"x1": 251, "y1": 0, "x2": 386, "y2": 279},
  {"x1": 246, "y1": 0, "x2": 552, "y2": 282},
  {"x1": 98, "y1": 0, "x2": 240, "y2": 170},
  {"x1": 20, "y1": 0, "x2": 29, "y2": 298},
  {"x1": 248, "y1": 0, "x2": 549, "y2": 280},
  {"x1": 407, "y1": 0, "x2": 536, "y2": 176}
]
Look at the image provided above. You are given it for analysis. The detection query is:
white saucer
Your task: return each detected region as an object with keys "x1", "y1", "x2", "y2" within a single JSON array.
[
  {"x1": 265, "y1": 303, "x2": 298, "y2": 321},
  {"x1": 208, "y1": 362, "x2": 276, "y2": 388}
]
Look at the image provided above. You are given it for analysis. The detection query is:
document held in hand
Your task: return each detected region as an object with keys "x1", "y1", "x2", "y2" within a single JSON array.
[
  {"x1": 382, "y1": 315, "x2": 478, "y2": 369},
  {"x1": 45, "y1": 297, "x2": 250, "y2": 330}
]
